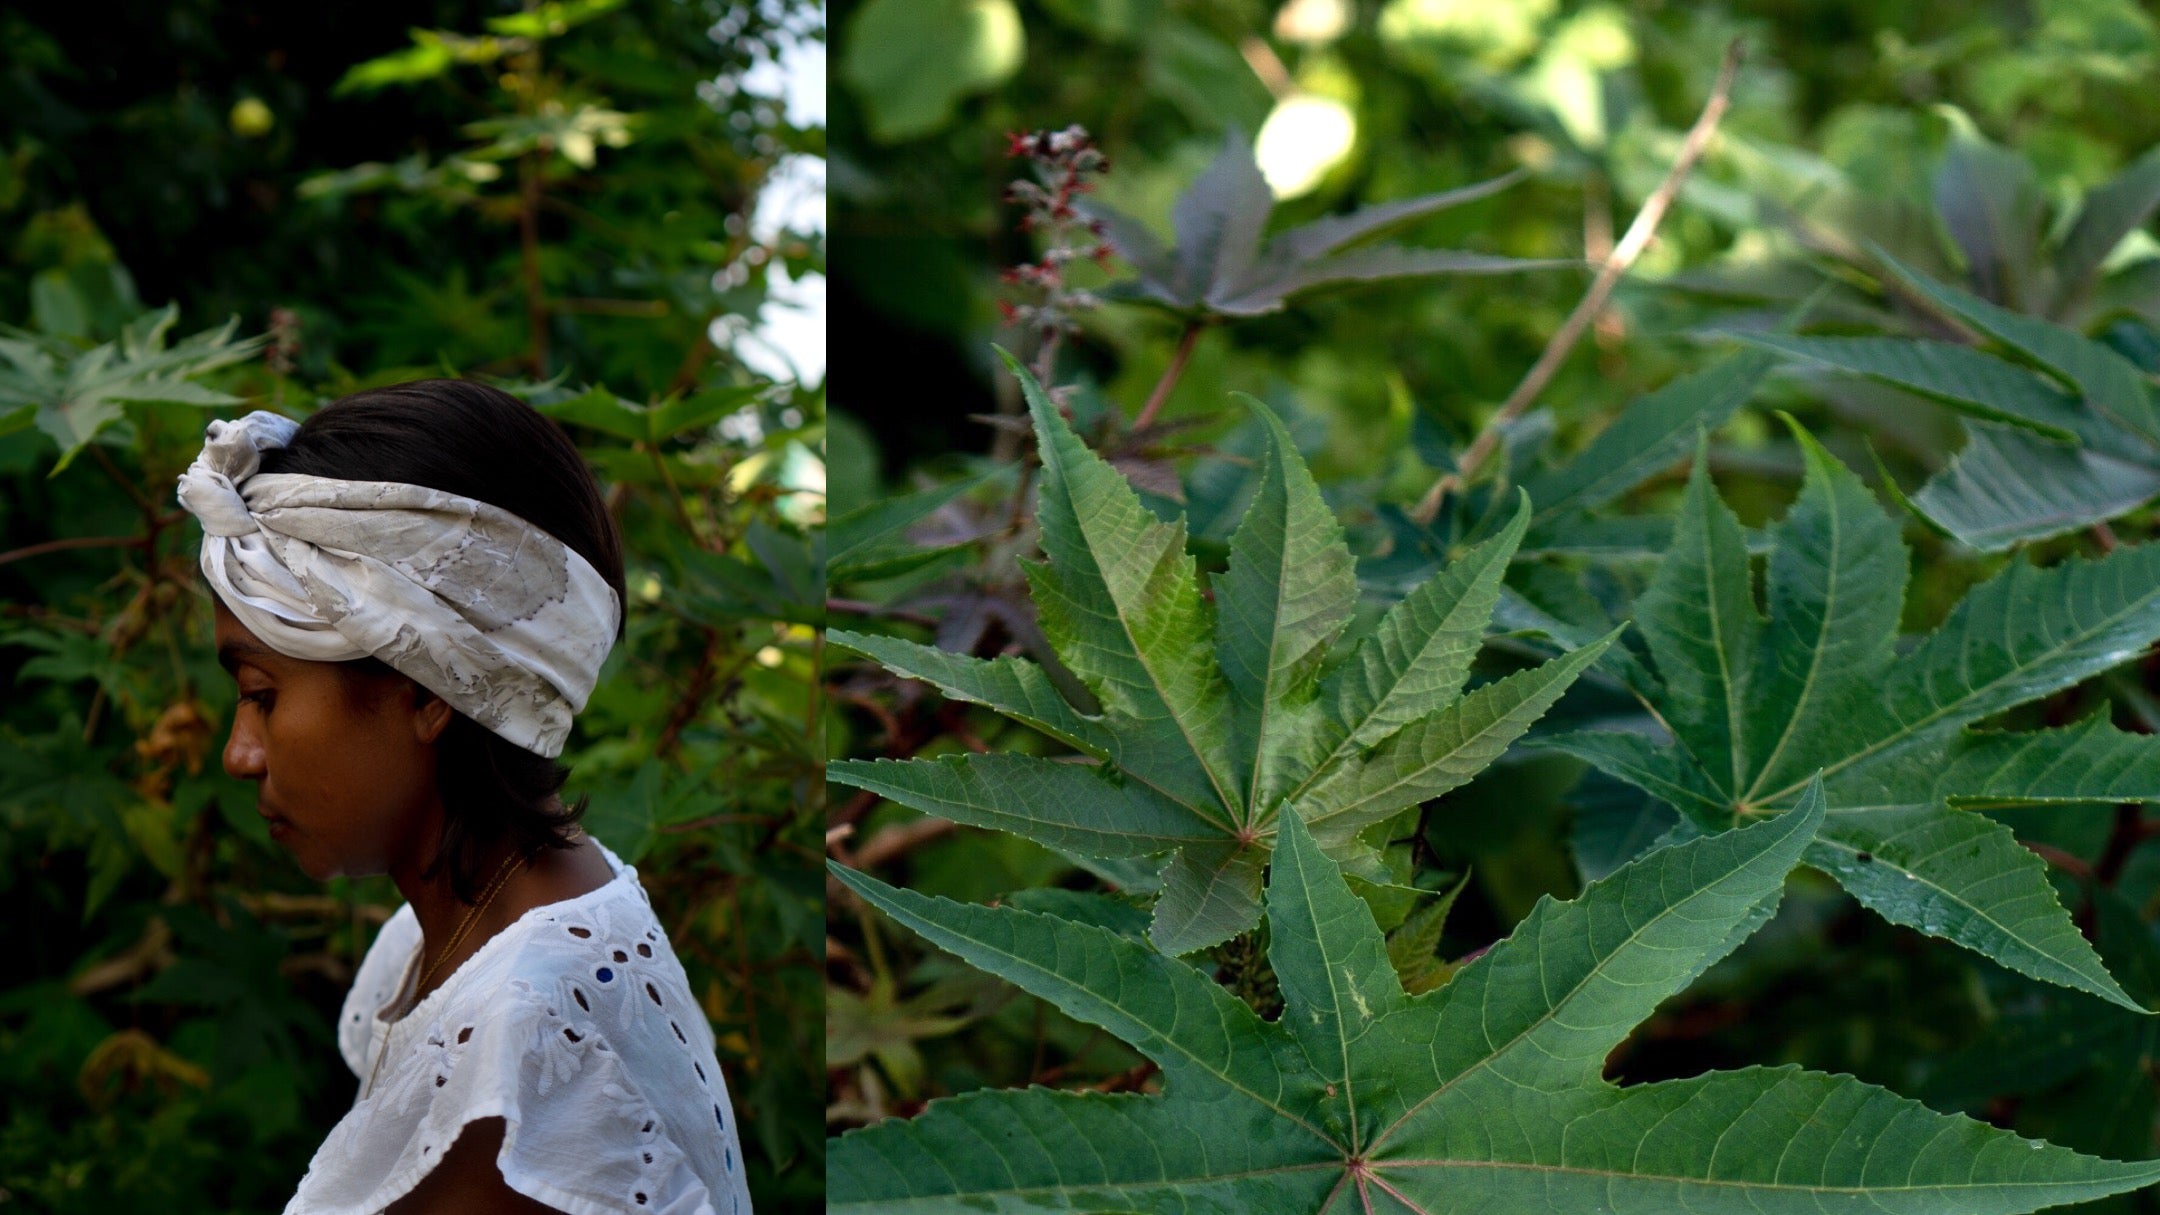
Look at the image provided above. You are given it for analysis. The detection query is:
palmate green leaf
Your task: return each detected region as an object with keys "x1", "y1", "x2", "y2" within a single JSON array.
[
  {"x1": 1216, "y1": 391, "x2": 1357, "y2": 811},
  {"x1": 1735, "y1": 335, "x2": 2091, "y2": 442},
  {"x1": 832, "y1": 787, "x2": 2160, "y2": 1213},
  {"x1": 1880, "y1": 249, "x2": 2160, "y2": 442},
  {"x1": 1298, "y1": 629, "x2": 1619, "y2": 846},
  {"x1": 2054, "y1": 144, "x2": 2160, "y2": 308},
  {"x1": 1914, "y1": 886, "x2": 2160, "y2": 1166},
  {"x1": 824, "y1": 628, "x2": 1110, "y2": 755},
  {"x1": 1324, "y1": 498, "x2": 1529, "y2": 754},
  {"x1": 1910, "y1": 423, "x2": 2160, "y2": 551},
  {"x1": 826, "y1": 754, "x2": 1220, "y2": 858},
  {"x1": 1081, "y1": 132, "x2": 1564, "y2": 318},
  {"x1": 0, "y1": 307, "x2": 268, "y2": 474},
  {"x1": 830, "y1": 354, "x2": 1609, "y2": 953},
  {"x1": 1548, "y1": 424, "x2": 2160, "y2": 1011},
  {"x1": 1384, "y1": 869, "x2": 1471, "y2": 995},
  {"x1": 1519, "y1": 349, "x2": 1774, "y2": 529},
  {"x1": 1630, "y1": 432, "x2": 1759, "y2": 792},
  {"x1": 1746, "y1": 252, "x2": 2160, "y2": 548},
  {"x1": 1934, "y1": 112, "x2": 2046, "y2": 310},
  {"x1": 1019, "y1": 350, "x2": 1243, "y2": 823},
  {"x1": 1741, "y1": 424, "x2": 1908, "y2": 802},
  {"x1": 829, "y1": 467, "x2": 1004, "y2": 584}
]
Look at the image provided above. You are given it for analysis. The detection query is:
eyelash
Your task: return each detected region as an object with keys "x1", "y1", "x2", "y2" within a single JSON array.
[{"x1": 239, "y1": 690, "x2": 275, "y2": 711}]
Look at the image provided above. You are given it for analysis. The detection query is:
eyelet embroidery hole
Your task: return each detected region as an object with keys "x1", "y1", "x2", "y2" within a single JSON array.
[
  {"x1": 695, "y1": 1062, "x2": 706, "y2": 1084},
  {"x1": 635, "y1": 942, "x2": 652, "y2": 957},
  {"x1": 567, "y1": 925, "x2": 592, "y2": 939},
  {"x1": 573, "y1": 987, "x2": 590, "y2": 1011},
  {"x1": 596, "y1": 966, "x2": 614, "y2": 982},
  {"x1": 645, "y1": 982, "x2": 663, "y2": 1007},
  {"x1": 435, "y1": 1075, "x2": 446, "y2": 1087},
  {"x1": 564, "y1": 1028, "x2": 582, "y2": 1043},
  {"x1": 670, "y1": 1020, "x2": 685, "y2": 1044},
  {"x1": 612, "y1": 949, "x2": 628, "y2": 962},
  {"x1": 456, "y1": 1026, "x2": 472, "y2": 1044}
]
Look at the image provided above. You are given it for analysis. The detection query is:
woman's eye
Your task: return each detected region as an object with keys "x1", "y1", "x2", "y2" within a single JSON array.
[{"x1": 239, "y1": 690, "x2": 275, "y2": 710}]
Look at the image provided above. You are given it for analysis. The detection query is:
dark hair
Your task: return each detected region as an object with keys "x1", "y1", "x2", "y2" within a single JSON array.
[{"x1": 257, "y1": 379, "x2": 626, "y2": 904}]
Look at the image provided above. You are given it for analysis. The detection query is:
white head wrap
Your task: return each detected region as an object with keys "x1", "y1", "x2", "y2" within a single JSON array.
[{"x1": 176, "y1": 410, "x2": 620, "y2": 757}]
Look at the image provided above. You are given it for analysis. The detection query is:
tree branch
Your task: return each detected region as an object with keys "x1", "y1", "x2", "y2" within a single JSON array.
[
  {"x1": 0, "y1": 533, "x2": 152, "y2": 567},
  {"x1": 1410, "y1": 38, "x2": 1746, "y2": 526}
]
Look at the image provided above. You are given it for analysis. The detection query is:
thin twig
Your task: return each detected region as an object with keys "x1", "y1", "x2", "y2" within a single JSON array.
[
  {"x1": 1410, "y1": 37, "x2": 1746, "y2": 526},
  {"x1": 0, "y1": 534, "x2": 152, "y2": 567},
  {"x1": 1238, "y1": 36, "x2": 1295, "y2": 100},
  {"x1": 653, "y1": 626, "x2": 730, "y2": 758},
  {"x1": 850, "y1": 817, "x2": 958, "y2": 870},
  {"x1": 1583, "y1": 170, "x2": 1623, "y2": 353},
  {"x1": 1030, "y1": 329, "x2": 1063, "y2": 394},
  {"x1": 1134, "y1": 320, "x2": 1205, "y2": 432},
  {"x1": 2027, "y1": 841, "x2": 2097, "y2": 881},
  {"x1": 90, "y1": 445, "x2": 160, "y2": 517},
  {"x1": 646, "y1": 442, "x2": 700, "y2": 540}
]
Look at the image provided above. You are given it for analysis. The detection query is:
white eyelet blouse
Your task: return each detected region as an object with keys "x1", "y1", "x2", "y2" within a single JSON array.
[{"x1": 282, "y1": 841, "x2": 754, "y2": 1215}]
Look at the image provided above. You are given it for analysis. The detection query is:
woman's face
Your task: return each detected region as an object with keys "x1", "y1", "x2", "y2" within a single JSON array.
[{"x1": 214, "y1": 601, "x2": 450, "y2": 881}]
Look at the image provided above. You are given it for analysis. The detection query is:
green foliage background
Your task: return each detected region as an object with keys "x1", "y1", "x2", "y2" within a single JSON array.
[
  {"x1": 0, "y1": 2, "x2": 824, "y2": 1211},
  {"x1": 831, "y1": 0, "x2": 2160, "y2": 1209}
]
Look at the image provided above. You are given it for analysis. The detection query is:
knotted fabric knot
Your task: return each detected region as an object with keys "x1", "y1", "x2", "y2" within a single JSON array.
[
  {"x1": 177, "y1": 412, "x2": 298, "y2": 536},
  {"x1": 175, "y1": 410, "x2": 620, "y2": 757}
]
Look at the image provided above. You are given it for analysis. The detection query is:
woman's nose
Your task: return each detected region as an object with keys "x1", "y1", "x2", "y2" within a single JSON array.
[{"x1": 223, "y1": 713, "x2": 265, "y2": 780}]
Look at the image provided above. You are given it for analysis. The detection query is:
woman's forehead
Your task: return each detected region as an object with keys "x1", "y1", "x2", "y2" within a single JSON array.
[{"x1": 212, "y1": 603, "x2": 282, "y2": 671}]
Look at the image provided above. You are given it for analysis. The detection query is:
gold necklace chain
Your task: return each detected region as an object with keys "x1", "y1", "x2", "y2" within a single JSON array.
[
  {"x1": 415, "y1": 849, "x2": 529, "y2": 993},
  {"x1": 363, "y1": 848, "x2": 531, "y2": 1099}
]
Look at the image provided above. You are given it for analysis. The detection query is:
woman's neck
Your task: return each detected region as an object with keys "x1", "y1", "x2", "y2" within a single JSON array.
[{"x1": 395, "y1": 833, "x2": 616, "y2": 1007}]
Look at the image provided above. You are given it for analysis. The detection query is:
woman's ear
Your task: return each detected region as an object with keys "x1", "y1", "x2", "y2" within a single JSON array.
[{"x1": 410, "y1": 684, "x2": 454, "y2": 746}]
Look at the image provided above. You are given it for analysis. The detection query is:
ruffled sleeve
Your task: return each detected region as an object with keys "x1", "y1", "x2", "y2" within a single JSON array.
[
  {"x1": 425, "y1": 976, "x2": 732, "y2": 1215},
  {"x1": 336, "y1": 906, "x2": 419, "y2": 1080}
]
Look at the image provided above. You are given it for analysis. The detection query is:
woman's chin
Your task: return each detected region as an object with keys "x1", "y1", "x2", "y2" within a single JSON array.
[{"x1": 272, "y1": 832, "x2": 337, "y2": 881}]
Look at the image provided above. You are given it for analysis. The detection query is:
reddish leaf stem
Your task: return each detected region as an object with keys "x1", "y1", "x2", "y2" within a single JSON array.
[{"x1": 1134, "y1": 320, "x2": 1205, "y2": 432}]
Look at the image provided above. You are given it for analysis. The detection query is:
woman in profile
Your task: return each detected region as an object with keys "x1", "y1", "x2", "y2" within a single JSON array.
[{"x1": 176, "y1": 380, "x2": 752, "y2": 1215}]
